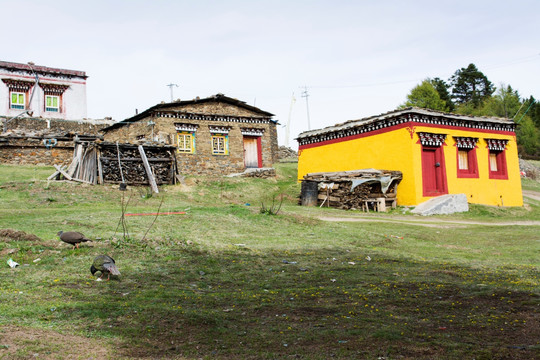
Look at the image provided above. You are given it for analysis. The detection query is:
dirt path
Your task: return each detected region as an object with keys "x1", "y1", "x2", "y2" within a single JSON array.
[
  {"x1": 318, "y1": 190, "x2": 540, "y2": 228},
  {"x1": 318, "y1": 215, "x2": 540, "y2": 227},
  {"x1": 523, "y1": 190, "x2": 540, "y2": 201}
]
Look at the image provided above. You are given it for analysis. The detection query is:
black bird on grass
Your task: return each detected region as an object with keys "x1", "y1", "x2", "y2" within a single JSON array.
[
  {"x1": 91, "y1": 255, "x2": 121, "y2": 281},
  {"x1": 57, "y1": 231, "x2": 91, "y2": 249}
]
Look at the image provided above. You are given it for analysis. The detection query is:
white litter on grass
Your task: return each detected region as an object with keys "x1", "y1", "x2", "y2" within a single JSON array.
[
  {"x1": 348, "y1": 262, "x2": 356, "y2": 265},
  {"x1": 366, "y1": 256, "x2": 371, "y2": 261},
  {"x1": 7, "y1": 258, "x2": 19, "y2": 268},
  {"x1": 95, "y1": 278, "x2": 103, "y2": 282},
  {"x1": 33, "y1": 258, "x2": 41, "y2": 263}
]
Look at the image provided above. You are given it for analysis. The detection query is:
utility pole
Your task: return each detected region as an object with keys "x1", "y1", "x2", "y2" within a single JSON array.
[
  {"x1": 301, "y1": 86, "x2": 311, "y2": 130},
  {"x1": 166, "y1": 83, "x2": 179, "y2": 102},
  {"x1": 285, "y1": 92, "x2": 296, "y2": 147}
]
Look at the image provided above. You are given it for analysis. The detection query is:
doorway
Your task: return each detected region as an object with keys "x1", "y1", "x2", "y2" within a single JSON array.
[
  {"x1": 243, "y1": 136, "x2": 262, "y2": 168},
  {"x1": 421, "y1": 146, "x2": 448, "y2": 196}
]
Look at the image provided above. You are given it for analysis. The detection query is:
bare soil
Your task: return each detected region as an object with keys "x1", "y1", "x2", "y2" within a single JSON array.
[
  {"x1": 0, "y1": 229, "x2": 41, "y2": 242},
  {"x1": 0, "y1": 326, "x2": 112, "y2": 359}
]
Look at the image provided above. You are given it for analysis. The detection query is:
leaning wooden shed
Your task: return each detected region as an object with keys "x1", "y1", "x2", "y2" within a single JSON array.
[
  {"x1": 300, "y1": 169, "x2": 402, "y2": 211},
  {"x1": 49, "y1": 141, "x2": 178, "y2": 192}
]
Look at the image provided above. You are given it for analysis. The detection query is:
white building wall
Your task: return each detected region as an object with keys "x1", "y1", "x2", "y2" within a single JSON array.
[{"x1": 0, "y1": 62, "x2": 87, "y2": 121}]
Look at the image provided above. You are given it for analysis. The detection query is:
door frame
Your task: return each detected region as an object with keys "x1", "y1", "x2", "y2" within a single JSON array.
[
  {"x1": 421, "y1": 145, "x2": 448, "y2": 197},
  {"x1": 243, "y1": 136, "x2": 263, "y2": 168}
]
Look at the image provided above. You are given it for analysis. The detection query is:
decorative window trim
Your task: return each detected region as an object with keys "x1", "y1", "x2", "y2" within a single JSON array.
[
  {"x1": 456, "y1": 148, "x2": 479, "y2": 178},
  {"x1": 454, "y1": 137, "x2": 479, "y2": 178},
  {"x1": 209, "y1": 126, "x2": 232, "y2": 134},
  {"x1": 174, "y1": 123, "x2": 199, "y2": 132},
  {"x1": 2, "y1": 79, "x2": 34, "y2": 92},
  {"x1": 418, "y1": 132, "x2": 447, "y2": 147},
  {"x1": 486, "y1": 138, "x2": 508, "y2": 151},
  {"x1": 40, "y1": 83, "x2": 69, "y2": 96},
  {"x1": 241, "y1": 127, "x2": 265, "y2": 137},
  {"x1": 177, "y1": 131, "x2": 195, "y2": 154},
  {"x1": 211, "y1": 133, "x2": 229, "y2": 155},
  {"x1": 453, "y1": 136, "x2": 478, "y2": 149},
  {"x1": 488, "y1": 149, "x2": 508, "y2": 180}
]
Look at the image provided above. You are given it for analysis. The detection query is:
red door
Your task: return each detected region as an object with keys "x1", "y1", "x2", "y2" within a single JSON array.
[{"x1": 422, "y1": 147, "x2": 448, "y2": 196}]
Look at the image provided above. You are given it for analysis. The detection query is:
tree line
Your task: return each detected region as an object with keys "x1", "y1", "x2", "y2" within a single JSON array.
[{"x1": 402, "y1": 63, "x2": 540, "y2": 158}]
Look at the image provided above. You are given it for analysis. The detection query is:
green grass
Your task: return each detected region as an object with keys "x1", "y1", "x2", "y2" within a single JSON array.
[{"x1": 0, "y1": 163, "x2": 539, "y2": 359}]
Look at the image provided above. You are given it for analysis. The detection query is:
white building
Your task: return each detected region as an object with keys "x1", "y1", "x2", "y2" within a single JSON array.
[{"x1": 0, "y1": 60, "x2": 87, "y2": 121}]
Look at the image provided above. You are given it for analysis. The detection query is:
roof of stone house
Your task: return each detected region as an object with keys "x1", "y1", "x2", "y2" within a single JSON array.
[
  {"x1": 101, "y1": 93, "x2": 276, "y2": 132},
  {"x1": 0, "y1": 60, "x2": 87, "y2": 79},
  {"x1": 296, "y1": 107, "x2": 516, "y2": 142}
]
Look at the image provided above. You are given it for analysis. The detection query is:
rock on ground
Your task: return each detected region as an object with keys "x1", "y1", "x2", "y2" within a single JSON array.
[{"x1": 411, "y1": 194, "x2": 469, "y2": 216}]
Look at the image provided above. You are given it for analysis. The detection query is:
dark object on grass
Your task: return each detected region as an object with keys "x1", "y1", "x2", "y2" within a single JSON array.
[
  {"x1": 57, "y1": 231, "x2": 91, "y2": 249},
  {"x1": 91, "y1": 255, "x2": 121, "y2": 280}
]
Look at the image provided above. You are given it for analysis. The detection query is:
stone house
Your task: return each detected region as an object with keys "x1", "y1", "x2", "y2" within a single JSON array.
[{"x1": 101, "y1": 94, "x2": 279, "y2": 175}]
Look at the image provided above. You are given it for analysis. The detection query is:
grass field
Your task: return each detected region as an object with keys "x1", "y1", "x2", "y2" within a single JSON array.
[{"x1": 0, "y1": 163, "x2": 539, "y2": 359}]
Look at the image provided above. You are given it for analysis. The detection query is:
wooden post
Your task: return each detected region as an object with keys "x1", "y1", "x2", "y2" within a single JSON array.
[{"x1": 138, "y1": 145, "x2": 159, "y2": 193}]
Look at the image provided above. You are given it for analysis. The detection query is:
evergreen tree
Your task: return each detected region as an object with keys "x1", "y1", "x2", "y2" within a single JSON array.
[
  {"x1": 402, "y1": 80, "x2": 448, "y2": 111},
  {"x1": 429, "y1": 77, "x2": 454, "y2": 111},
  {"x1": 449, "y1": 63, "x2": 494, "y2": 108}
]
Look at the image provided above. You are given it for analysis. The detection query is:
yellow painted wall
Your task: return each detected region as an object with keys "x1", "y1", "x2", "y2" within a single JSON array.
[
  {"x1": 298, "y1": 125, "x2": 523, "y2": 206},
  {"x1": 298, "y1": 127, "x2": 419, "y2": 205}
]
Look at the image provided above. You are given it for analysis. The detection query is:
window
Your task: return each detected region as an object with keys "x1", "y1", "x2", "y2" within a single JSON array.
[
  {"x1": 454, "y1": 137, "x2": 478, "y2": 178},
  {"x1": 486, "y1": 139, "x2": 508, "y2": 180},
  {"x1": 10, "y1": 92, "x2": 25, "y2": 109},
  {"x1": 177, "y1": 132, "x2": 195, "y2": 153},
  {"x1": 488, "y1": 150, "x2": 507, "y2": 179},
  {"x1": 45, "y1": 95, "x2": 60, "y2": 112},
  {"x1": 211, "y1": 134, "x2": 228, "y2": 155}
]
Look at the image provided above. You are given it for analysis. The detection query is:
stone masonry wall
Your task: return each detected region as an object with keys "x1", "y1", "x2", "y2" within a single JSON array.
[
  {"x1": 0, "y1": 137, "x2": 73, "y2": 165},
  {"x1": 2, "y1": 117, "x2": 108, "y2": 135}
]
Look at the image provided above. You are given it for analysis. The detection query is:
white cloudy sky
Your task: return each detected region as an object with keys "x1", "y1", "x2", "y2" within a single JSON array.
[{"x1": 2, "y1": 0, "x2": 538, "y2": 148}]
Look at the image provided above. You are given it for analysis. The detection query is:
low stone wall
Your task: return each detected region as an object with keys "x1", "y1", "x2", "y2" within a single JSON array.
[
  {"x1": 1, "y1": 117, "x2": 110, "y2": 135},
  {"x1": 0, "y1": 117, "x2": 109, "y2": 166},
  {"x1": 0, "y1": 137, "x2": 73, "y2": 165}
]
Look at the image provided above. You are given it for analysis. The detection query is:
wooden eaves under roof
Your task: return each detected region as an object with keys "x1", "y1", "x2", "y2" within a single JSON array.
[{"x1": 296, "y1": 107, "x2": 516, "y2": 146}]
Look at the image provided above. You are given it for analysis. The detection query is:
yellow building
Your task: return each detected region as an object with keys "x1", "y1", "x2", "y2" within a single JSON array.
[{"x1": 297, "y1": 108, "x2": 522, "y2": 207}]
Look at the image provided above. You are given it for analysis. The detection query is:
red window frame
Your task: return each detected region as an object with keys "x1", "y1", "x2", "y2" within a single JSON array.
[
  {"x1": 456, "y1": 147, "x2": 478, "y2": 178},
  {"x1": 488, "y1": 149, "x2": 508, "y2": 180}
]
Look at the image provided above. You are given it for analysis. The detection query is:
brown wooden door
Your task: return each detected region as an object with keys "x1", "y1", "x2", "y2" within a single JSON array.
[{"x1": 243, "y1": 137, "x2": 259, "y2": 168}]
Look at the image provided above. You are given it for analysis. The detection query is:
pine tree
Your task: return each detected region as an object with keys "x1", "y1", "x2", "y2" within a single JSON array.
[
  {"x1": 449, "y1": 63, "x2": 494, "y2": 108},
  {"x1": 429, "y1": 77, "x2": 454, "y2": 111}
]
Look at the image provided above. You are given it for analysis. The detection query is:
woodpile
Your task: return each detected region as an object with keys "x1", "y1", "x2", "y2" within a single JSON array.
[
  {"x1": 49, "y1": 141, "x2": 178, "y2": 192},
  {"x1": 300, "y1": 169, "x2": 402, "y2": 211}
]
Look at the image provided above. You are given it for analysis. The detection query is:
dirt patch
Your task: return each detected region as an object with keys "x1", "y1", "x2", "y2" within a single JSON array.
[
  {"x1": 0, "y1": 229, "x2": 41, "y2": 242},
  {"x1": 0, "y1": 325, "x2": 112, "y2": 359}
]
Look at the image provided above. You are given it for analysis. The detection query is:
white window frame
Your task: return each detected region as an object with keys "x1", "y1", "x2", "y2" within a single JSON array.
[
  {"x1": 45, "y1": 95, "x2": 60, "y2": 112},
  {"x1": 10, "y1": 91, "x2": 25, "y2": 110}
]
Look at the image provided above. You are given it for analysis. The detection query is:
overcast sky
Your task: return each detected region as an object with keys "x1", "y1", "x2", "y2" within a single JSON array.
[{"x1": 2, "y1": 0, "x2": 538, "y2": 148}]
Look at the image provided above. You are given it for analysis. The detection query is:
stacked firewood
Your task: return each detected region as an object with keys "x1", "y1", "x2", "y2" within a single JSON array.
[
  {"x1": 98, "y1": 143, "x2": 176, "y2": 185},
  {"x1": 301, "y1": 169, "x2": 402, "y2": 210}
]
